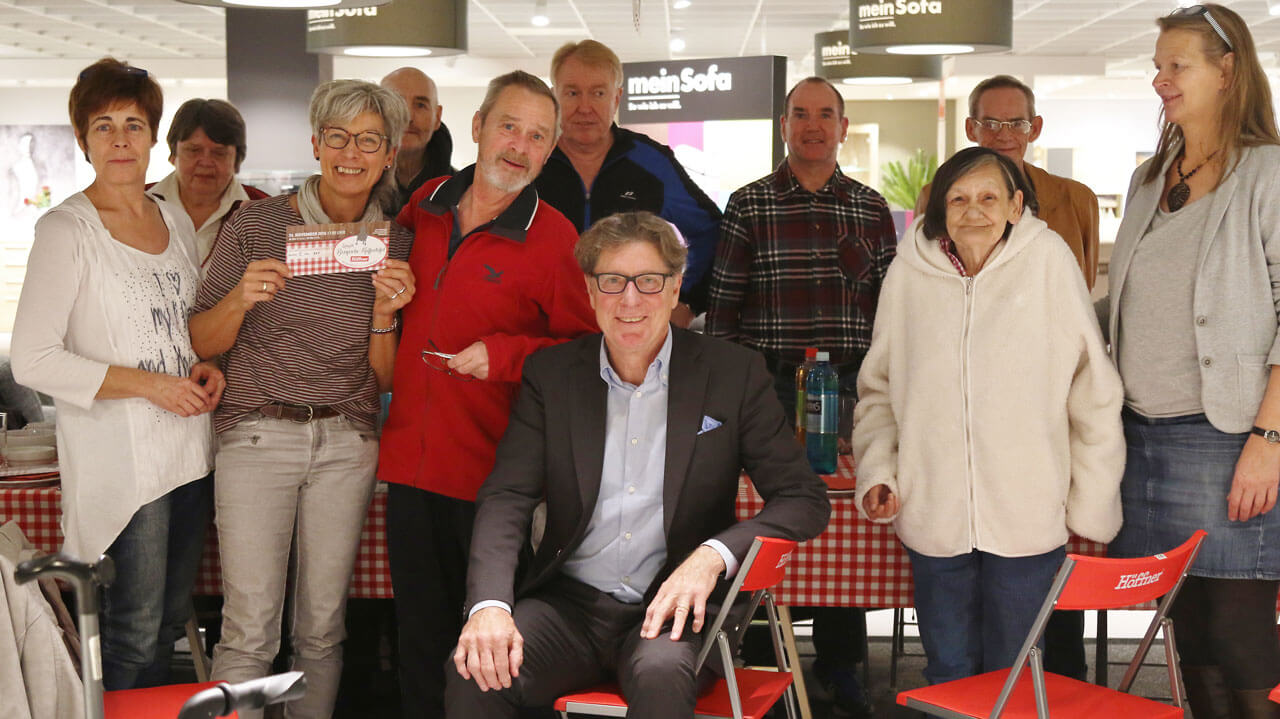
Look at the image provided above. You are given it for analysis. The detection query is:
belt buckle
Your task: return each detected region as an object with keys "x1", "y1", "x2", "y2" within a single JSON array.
[{"x1": 290, "y1": 403, "x2": 314, "y2": 423}]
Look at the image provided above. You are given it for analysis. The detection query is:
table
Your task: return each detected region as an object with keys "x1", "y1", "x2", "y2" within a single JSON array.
[{"x1": 0, "y1": 480, "x2": 394, "y2": 599}]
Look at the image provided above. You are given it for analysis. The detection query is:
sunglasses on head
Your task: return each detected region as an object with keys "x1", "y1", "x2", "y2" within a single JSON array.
[{"x1": 1170, "y1": 5, "x2": 1233, "y2": 50}]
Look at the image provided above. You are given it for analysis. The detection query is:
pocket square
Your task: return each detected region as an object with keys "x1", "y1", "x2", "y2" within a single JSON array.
[{"x1": 697, "y1": 416, "x2": 723, "y2": 435}]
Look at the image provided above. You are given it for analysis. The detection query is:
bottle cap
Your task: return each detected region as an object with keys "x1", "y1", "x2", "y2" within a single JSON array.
[
  {"x1": 805, "y1": 347, "x2": 818, "y2": 360},
  {"x1": 816, "y1": 351, "x2": 830, "y2": 361}
]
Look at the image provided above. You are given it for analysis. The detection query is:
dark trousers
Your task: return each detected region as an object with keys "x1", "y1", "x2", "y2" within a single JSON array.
[
  {"x1": 445, "y1": 575, "x2": 716, "y2": 719},
  {"x1": 1042, "y1": 610, "x2": 1087, "y2": 680},
  {"x1": 1169, "y1": 576, "x2": 1280, "y2": 689},
  {"x1": 386, "y1": 484, "x2": 476, "y2": 719}
]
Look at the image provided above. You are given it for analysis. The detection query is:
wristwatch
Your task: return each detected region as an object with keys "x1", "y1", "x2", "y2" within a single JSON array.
[{"x1": 1251, "y1": 426, "x2": 1280, "y2": 443}]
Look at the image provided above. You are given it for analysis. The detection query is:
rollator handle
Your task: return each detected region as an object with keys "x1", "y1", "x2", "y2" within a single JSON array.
[
  {"x1": 176, "y1": 671, "x2": 307, "y2": 719},
  {"x1": 14, "y1": 552, "x2": 115, "y2": 613}
]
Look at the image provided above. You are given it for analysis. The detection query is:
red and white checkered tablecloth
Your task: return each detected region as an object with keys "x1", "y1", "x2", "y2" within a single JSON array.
[
  {"x1": 0, "y1": 481, "x2": 394, "y2": 599},
  {"x1": 735, "y1": 455, "x2": 1107, "y2": 608}
]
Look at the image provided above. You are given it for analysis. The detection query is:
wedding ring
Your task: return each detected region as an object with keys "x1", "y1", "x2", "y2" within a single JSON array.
[
  {"x1": 395, "y1": 287, "x2": 406, "y2": 297},
  {"x1": 261, "y1": 281, "x2": 269, "y2": 292},
  {"x1": 675, "y1": 605, "x2": 689, "y2": 613}
]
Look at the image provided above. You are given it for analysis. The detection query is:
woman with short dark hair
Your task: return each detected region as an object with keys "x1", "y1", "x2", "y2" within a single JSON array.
[
  {"x1": 853, "y1": 146, "x2": 1124, "y2": 684},
  {"x1": 148, "y1": 98, "x2": 268, "y2": 276},
  {"x1": 11, "y1": 56, "x2": 223, "y2": 690}
]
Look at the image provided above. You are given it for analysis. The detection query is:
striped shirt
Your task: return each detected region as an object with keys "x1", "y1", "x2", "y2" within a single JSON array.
[
  {"x1": 194, "y1": 194, "x2": 413, "y2": 433},
  {"x1": 706, "y1": 162, "x2": 897, "y2": 365}
]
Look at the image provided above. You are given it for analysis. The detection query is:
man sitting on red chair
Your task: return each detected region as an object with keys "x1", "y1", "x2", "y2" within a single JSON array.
[{"x1": 446, "y1": 211, "x2": 831, "y2": 719}]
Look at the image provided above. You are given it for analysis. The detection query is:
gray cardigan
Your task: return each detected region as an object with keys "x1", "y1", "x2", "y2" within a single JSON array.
[{"x1": 1104, "y1": 143, "x2": 1280, "y2": 433}]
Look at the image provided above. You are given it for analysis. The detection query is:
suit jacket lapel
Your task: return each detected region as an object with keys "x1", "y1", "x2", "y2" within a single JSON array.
[
  {"x1": 662, "y1": 327, "x2": 709, "y2": 537},
  {"x1": 569, "y1": 336, "x2": 607, "y2": 538}
]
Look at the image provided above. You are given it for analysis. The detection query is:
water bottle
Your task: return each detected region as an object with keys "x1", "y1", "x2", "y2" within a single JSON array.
[
  {"x1": 805, "y1": 352, "x2": 838, "y2": 474},
  {"x1": 794, "y1": 347, "x2": 818, "y2": 444}
]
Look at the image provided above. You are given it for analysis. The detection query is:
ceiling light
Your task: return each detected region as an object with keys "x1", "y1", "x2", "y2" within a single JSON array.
[
  {"x1": 532, "y1": 0, "x2": 550, "y2": 26},
  {"x1": 842, "y1": 76, "x2": 911, "y2": 86},
  {"x1": 181, "y1": 0, "x2": 385, "y2": 9},
  {"x1": 670, "y1": 37, "x2": 686, "y2": 52},
  {"x1": 1269, "y1": 0, "x2": 1280, "y2": 16},
  {"x1": 673, "y1": 0, "x2": 692, "y2": 8},
  {"x1": 885, "y1": 44, "x2": 974, "y2": 55},
  {"x1": 342, "y1": 46, "x2": 434, "y2": 57}
]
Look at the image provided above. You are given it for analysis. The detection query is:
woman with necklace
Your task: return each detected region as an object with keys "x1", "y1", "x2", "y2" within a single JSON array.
[
  {"x1": 1102, "y1": 5, "x2": 1280, "y2": 717},
  {"x1": 853, "y1": 147, "x2": 1124, "y2": 684}
]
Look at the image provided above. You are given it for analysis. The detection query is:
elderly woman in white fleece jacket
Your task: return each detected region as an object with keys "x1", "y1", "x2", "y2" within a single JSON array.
[{"x1": 852, "y1": 146, "x2": 1125, "y2": 686}]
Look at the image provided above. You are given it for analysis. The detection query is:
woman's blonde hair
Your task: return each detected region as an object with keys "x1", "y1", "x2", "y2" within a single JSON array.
[{"x1": 1142, "y1": 3, "x2": 1280, "y2": 186}]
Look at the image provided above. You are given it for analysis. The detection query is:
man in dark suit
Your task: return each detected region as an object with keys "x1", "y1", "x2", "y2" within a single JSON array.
[{"x1": 446, "y1": 211, "x2": 831, "y2": 719}]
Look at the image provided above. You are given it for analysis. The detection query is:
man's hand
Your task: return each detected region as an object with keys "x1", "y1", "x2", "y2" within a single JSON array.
[
  {"x1": 862, "y1": 484, "x2": 900, "y2": 520},
  {"x1": 640, "y1": 545, "x2": 725, "y2": 641},
  {"x1": 449, "y1": 341, "x2": 490, "y2": 380},
  {"x1": 453, "y1": 607, "x2": 523, "y2": 692}
]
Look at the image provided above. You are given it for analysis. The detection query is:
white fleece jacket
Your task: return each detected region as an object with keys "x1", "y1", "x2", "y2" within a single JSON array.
[{"x1": 852, "y1": 212, "x2": 1125, "y2": 558}]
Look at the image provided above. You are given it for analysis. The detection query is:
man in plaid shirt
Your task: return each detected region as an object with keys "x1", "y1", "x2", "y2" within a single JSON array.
[{"x1": 706, "y1": 76, "x2": 897, "y2": 719}]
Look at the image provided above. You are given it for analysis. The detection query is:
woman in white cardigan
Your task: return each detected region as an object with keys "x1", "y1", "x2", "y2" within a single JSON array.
[
  {"x1": 852, "y1": 147, "x2": 1124, "y2": 684},
  {"x1": 10, "y1": 58, "x2": 223, "y2": 690},
  {"x1": 1102, "y1": 6, "x2": 1280, "y2": 716}
]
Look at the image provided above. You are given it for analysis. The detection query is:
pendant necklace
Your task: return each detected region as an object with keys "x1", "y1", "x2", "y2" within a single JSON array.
[{"x1": 1167, "y1": 150, "x2": 1217, "y2": 211}]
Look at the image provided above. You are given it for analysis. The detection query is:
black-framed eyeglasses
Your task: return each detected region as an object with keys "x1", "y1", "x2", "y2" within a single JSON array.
[
  {"x1": 320, "y1": 126, "x2": 389, "y2": 154},
  {"x1": 591, "y1": 272, "x2": 674, "y2": 294},
  {"x1": 1170, "y1": 5, "x2": 1233, "y2": 50},
  {"x1": 421, "y1": 347, "x2": 473, "y2": 381},
  {"x1": 973, "y1": 118, "x2": 1034, "y2": 135}
]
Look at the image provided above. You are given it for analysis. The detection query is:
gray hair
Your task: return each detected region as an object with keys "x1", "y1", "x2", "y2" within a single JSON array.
[
  {"x1": 308, "y1": 79, "x2": 410, "y2": 211},
  {"x1": 477, "y1": 70, "x2": 561, "y2": 143},
  {"x1": 968, "y1": 74, "x2": 1036, "y2": 119},
  {"x1": 575, "y1": 211, "x2": 688, "y2": 276}
]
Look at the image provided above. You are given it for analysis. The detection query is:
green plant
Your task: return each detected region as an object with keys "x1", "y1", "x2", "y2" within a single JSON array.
[{"x1": 879, "y1": 150, "x2": 937, "y2": 211}]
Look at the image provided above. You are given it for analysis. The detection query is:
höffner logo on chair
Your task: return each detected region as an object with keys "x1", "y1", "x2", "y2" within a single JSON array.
[{"x1": 1113, "y1": 570, "x2": 1164, "y2": 590}]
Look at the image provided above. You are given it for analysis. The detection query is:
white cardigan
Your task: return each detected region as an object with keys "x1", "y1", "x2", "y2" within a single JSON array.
[
  {"x1": 852, "y1": 212, "x2": 1125, "y2": 558},
  {"x1": 10, "y1": 193, "x2": 213, "y2": 561}
]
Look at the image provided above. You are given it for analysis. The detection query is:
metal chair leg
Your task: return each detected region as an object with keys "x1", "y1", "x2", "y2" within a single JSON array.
[
  {"x1": 776, "y1": 606, "x2": 813, "y2": 719},
  {"x1": 185, "y1": 597, "x2": 211, "y2": 683}
]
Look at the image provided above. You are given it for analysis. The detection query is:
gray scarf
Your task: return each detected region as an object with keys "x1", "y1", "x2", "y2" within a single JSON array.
[{"x1": 295, "y1": 174, "x2": 384, "y2": 226}]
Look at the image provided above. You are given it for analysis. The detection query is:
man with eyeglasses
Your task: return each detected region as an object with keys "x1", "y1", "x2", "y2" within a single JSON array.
[
  {"x1": 377, "y1": 70, "x2": 597, "y2": 719},
  {"x1": 918, "y1": 74, "x2": 1101, "y2": 290},
  {"x1": 706, "y1": 76, "x2": 895, "y2": 719},
  {"x1": 380, "y1": 67, "x2": 455, "y2": 216},
  {"x1": 447, "y1": 210, "x2": 829, "y2": 719}
]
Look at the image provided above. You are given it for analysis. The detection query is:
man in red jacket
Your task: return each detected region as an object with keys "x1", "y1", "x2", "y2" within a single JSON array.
[{"x1": 378, "y1": 70, "x2": 598, "y2": 719}]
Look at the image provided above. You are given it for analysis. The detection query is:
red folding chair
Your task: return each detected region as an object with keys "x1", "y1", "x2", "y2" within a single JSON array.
[
  {"x1": 898, "y1": 530, "x2": 1208, "y2": 719},
  {"x1": 555, "y1": 536, "x2": 800, "y2": 719},
  {"x1": 1270, "y1": 683, "x2": 1279, "y2": 704}
]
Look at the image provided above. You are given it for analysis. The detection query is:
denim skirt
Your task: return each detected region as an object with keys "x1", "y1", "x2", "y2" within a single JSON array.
[{"x1": 1109, "y1": 410, "x2": 1280, "y2": 579}]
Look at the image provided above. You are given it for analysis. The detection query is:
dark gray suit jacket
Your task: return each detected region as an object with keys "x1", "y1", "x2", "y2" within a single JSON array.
[{"x1": 465, "y1": 326, "x2": 831, "y2": 613}]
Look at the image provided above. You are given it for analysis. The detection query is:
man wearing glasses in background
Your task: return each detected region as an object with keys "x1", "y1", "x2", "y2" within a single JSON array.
[
  {"x1": 377, "y1": 70, "x2": 597, "y2": 719},
  {"x1": 917, "y1": 74, "x2": 1101, "y2": 682},
  {"x1": 918, "y1": 74, "x2": 1101, "y2": 290}
]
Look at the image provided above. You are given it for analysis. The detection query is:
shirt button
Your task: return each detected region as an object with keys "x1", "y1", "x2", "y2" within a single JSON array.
[
  {"x1": 630, "y1": 438, "x2": 638, "y2": 446},
  {"x1": 1196, "y1": 316, "x2": 1208, "y2": 326},
  {"x1": 634, "y1": 390, "x2": 643, "y2": 398},
  {"x1": 1202, "y1": 357, "x2": 1213, "y2": 367},
  {"x1": 628, "y1": 485, "x2": 636, "y2": 494},
  {"x1": 624, "y1": 532, "x2": 632, "y2": 540},
  {"x1": 623, "y1": 575, "x2": 631, "y2": 583}
]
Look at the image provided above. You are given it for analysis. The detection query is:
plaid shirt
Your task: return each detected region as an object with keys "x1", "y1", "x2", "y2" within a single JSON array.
[{"x1": 706, "y1": 161, "x2": 898, "y2": 365}]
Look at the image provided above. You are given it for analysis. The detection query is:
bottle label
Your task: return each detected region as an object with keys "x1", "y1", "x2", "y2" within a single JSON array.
[{"x1": 805, "y1": 393, "x2": 837, "y2": 433}]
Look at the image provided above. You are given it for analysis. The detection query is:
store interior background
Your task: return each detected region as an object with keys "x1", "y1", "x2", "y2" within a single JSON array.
[{"x1": 2, "y1": 0, "x2": 1277, "y2": 329}]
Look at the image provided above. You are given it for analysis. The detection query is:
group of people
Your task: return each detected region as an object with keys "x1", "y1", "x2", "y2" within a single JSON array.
[{"x1": 6, "y1": 4, "x2": 1280, "y2": 719}]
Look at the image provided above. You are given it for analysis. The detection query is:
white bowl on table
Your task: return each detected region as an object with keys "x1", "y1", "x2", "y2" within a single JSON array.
[
  {"x1": 5, "y1": 445, "x2": 56, "y2": 465},
  {"x1": 6, "y1": 428, "x2": 57, "y2": 447}
]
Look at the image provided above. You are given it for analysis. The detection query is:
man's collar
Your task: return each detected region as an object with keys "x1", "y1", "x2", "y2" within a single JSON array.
[
  {"x1": 420, "y1": 164, "x2": 539, "y2": 243},
  {"x1": 772, "y1": 160, "x2": 853, "y2": 201},
  {"x1": 599, "y1": 325, "x2": 674, "y2": 390}
]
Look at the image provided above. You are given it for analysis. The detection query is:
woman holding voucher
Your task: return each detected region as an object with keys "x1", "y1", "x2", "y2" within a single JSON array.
[
  {"x1": 11, "y1": 57, "x2": 222, "y2": 690},
  {"x1": 1102, "y1": 5, "x2": 1280, "y2": 717},
  {"x1": 189, "y1": 79, "x2": 412, "y2": 719},
  {"x1": 853, "y1": 147, "x2": 1125, "y2": 685}
]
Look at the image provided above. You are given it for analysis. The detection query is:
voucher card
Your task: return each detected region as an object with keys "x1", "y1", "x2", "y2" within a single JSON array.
[{"x1": 285, "y1": 221, "x2": 390, "y2": 276}]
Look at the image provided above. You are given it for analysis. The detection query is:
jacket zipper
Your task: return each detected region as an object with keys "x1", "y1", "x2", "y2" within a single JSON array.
[{"x1": 960, "y1": 275, "x2": 978, "y2": 548}]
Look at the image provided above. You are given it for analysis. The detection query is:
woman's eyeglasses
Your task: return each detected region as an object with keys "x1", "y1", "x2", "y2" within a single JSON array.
[
  {"x1": 1170, "y1": 5, "x2": 1233, "y2": 50},
  {"x1": 319, "y1": 126, "x2": 389, "y2": 154}
]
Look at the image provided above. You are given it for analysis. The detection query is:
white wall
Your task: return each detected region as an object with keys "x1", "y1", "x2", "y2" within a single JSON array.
[{"x1": 1035, "y1": 98, "x2": 1163, "y2": 200}]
